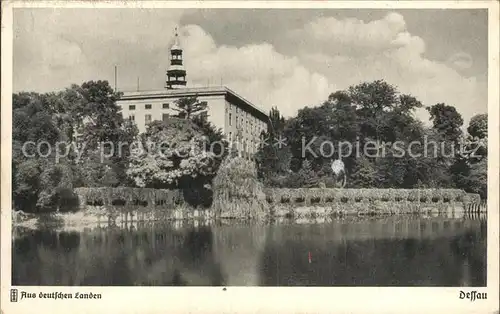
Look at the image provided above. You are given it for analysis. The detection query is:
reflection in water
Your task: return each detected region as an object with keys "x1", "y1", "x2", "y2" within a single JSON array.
[{"x1": 12, "y1": 216, "x2": 486, "y2": 286}]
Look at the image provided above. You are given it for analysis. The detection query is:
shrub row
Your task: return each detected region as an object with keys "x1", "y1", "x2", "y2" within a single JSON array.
[
  {"x1": 264, "y1": 188, "x2": 476, "y2": 205},
  {"x1": 74, "y1": 187, "x2": 184, "y2": 207}
]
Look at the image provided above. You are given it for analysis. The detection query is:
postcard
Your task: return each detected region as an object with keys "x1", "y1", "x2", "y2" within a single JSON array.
[{"x1": 1, "y1": 1, "x2": 499, "y2": 313}]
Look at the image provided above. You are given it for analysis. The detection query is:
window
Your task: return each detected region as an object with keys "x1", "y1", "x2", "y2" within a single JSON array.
[
  {"x1": 229, "y1": 113, "x2": 232, "y2": 126},
  {"x1": 229, "y1": 132, "x2": 232, "y2": 142},
  {"x1": 163, "y1": 103, "x2": 169, "y2": 109},
  {"x1": 162, "y1": 113, "x2": 170, "y2": 122},
  {"x1": 129, "y1": 105, "x2": 136, "y2": 110},
  {"x1": 129, "y1": 115, "x2": 135, "y2": 121},
  {"x1": 145, "y1": 114, "x2": 152, "y2": 125},
  {"x1": 145, "y1": 104, "x2": 152, "y2": 110}
]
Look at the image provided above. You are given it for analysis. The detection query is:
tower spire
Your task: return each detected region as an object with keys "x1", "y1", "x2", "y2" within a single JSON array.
[
  {"x1": 174, "y1": 26, "x2": 179, "y2": 46},
  {"x1": 166, "y1": 26, "x2": 187, "y2": 89}
]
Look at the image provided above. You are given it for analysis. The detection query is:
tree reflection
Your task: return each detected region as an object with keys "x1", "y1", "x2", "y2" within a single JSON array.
[
  {"x1": 12, "y1": 217, "x2": 486, "y2": 287},
  {"x1": 12, "y1": 225, "x2": 225, "y2": 286},
  {"x1": 259, "y1": 219, "x2": 486, "y2": 286}
]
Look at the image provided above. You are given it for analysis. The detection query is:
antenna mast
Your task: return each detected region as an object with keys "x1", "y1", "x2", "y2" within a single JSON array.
[{"x1": 114, "y1": 65, "x2": 117, "y2": 92}]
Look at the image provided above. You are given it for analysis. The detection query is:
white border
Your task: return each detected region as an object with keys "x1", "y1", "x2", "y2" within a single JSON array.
[{"x1": 1, "y1": 1, "x2": 499, "y2": 313}]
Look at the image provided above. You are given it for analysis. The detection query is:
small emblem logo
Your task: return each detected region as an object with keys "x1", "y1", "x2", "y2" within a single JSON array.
[{"x1": 10, "y1": 289, "x2": 18, "y2": 302}]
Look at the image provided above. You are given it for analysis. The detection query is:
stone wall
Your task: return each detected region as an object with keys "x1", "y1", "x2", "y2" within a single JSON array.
[{"x1": 73, "y1": 187, "x2": 484, "y2": 222}]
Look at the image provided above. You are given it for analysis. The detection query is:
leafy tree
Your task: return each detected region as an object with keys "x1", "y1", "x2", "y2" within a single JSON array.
[
  {"x1": 467, "y1": 114, "x2": 487, "y2": 139},
  {"x1": 349, "y1": 157, "x2": 375, "y2": 188},
  {"x1": 256, "y1": 107, "x2": 292, "y2": 179},
  {"x1": 268, "y1": 106, "x2": 286, "y2": 134},
  {"x1": 126, "y1": 118, "x2": 218, "y2": 189},
  {"x1": 298, "y1": 159, "x2": 319, "y2": 188},
  {"x1": 191, "y1": 114, "x2": 229, "y2": 173},
  {"x1": 12, "y1": 92, "x2": 75, "y2": 212},
  {"x1": 36, "y1": 163, "x2": 78, "y2": 212},
  {"x1": 172, "y1": 96, "x2": 208, "y2": 119},
  {"x1": 64, "y1": 81, "x2": 122, "y2": 146},
  {"x1": 12, "y1": 81, "x2": 138, "y2": 212},
  {"x1": 13, "y1": 159, "x2": 44, "y2": 212},
  {"x1": 426, "y1": 103, "x2": 464, "y2": 143},
  {"x1": 66, "y1": 81, "x2": 139, "y2": 186},
  {"x1": 465, "y1": 114, "x2": 487, "y2": 162},
  {"x1": 284, "y1": 106, "x2": 335, "y2": 172},
  {"x1": 451, "y1": 114, "x2": 488, "y2": 199},
  {"x1": 467, "y1": 158, "x2": 487, "y2": 199},
  {"x1": 12, "y1": 93, "x2": 60, "y2": 146},
  {"x1": 348, "y1": 80, "x2": 423, "y2": 143}
]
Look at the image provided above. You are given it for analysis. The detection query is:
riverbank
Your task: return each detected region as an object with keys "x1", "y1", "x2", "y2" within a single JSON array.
[
  {"x1": 11, "y1": 204, "x2": 487, "y2": 235},
  {"x1": 11, "y1": 188, "x2": 485, "y2": 231},
  {"x1": 12, "y1": 205, "x2": 215, "y2": 231}
]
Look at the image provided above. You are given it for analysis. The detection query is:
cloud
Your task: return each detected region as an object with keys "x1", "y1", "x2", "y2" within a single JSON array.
[
  {"x1": 288, "y1": 12, "x2": 486, "y2": 125},
  {"x1": 13, "y1": 10, "x2": 486, "y2": 125},
  {"x1": 13, "y1": 9, "x2": 184, "y2": 93},
  {"x1": 181, "y1": 25, "x2": 334, "y2": 117},
  {"x1": 447, "y1": 52, "x2": 474, "y2": 70}
]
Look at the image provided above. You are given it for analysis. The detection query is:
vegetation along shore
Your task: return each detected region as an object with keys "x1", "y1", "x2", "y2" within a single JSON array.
[{"x1": 12, "y1": 79, "x2": 487, "y2": 228}]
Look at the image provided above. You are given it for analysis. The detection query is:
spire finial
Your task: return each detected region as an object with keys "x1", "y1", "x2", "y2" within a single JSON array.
[{"x1": 174, "y1": 26, "x2": 179, "y2": 44}]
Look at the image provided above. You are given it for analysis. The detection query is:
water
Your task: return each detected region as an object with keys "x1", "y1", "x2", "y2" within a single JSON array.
[{"x1": 12, "y1": 214, "x2": 487, "y2": 286}]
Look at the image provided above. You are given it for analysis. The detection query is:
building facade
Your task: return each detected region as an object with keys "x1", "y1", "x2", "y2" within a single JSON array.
[{"x1": 116, "y1": 29, "x2": 268, "y2": 158}]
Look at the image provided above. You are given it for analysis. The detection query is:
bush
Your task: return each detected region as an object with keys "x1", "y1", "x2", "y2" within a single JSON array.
[{"x1": 211, "y1": 157, "x2": 268, "y2": 219}]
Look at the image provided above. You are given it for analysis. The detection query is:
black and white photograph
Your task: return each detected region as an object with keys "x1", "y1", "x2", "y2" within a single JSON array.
[{"x1": 1, "y1": 1, "x2": 499, "y2": 313}]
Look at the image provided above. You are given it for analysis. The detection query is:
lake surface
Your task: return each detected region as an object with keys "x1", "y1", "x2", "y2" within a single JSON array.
[{"x1": 12, "y1": 214, "x2": 487, "y2": 286}]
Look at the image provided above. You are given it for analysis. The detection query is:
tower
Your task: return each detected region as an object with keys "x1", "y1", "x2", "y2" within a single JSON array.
[{"x1": 166, "y1": 27, "x2": 187, "y2": 89}]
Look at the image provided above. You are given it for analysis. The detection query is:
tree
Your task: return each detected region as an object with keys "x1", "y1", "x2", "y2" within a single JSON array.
[
  {"x1": 426, "y1": 103, "x2": 464, "y2": 143},
  {"x1": 268, "y1": 106, "x2": 286, "y2": 134},
  {"x1": 465, "y1": 114, "x2": 487, "y2": 162},
  {"x1": 255, "y1": 107, "x2": 292, "y2": 179},
  {"x1": 191, "y1": 114, "x2": 229, "y2": 173},
  {"x1": 467, "y1": 114, "x2": 487, "y2": 139},
  {"x1": 349, "y1": 157, "x2": 375, "y2": 188},
  {"x1": 66, "y1": 81, "x2": 139, "y2": 186},
  {"x1": 36, "y1": 162, "x2": 78, "y2": 212},
  {"x1": 172, "y1": 96, "x2": 208, "y2": 119},
  {"x1": 13, "y1": 159, "x2": 44, "y2": 212},
  {"x1": 126, "y1": 118, "x2": 218, "y2": 189},
  {"x1": 12, "y1": 93, "x2": 60, "y2": 146},
  {"x1": 298, "y1": 159, "x2": 319, "y2": 188},
  {"x1": 67, "y1": 81, "x2": 128, "y2": 147},
  {"x1": 12, "y1": 81, "x2": 139, "y2": 212},
  {"x1": 451, "y1": 114, "x2": 488, "y2": 199},
  {"x1": 467, "y1": 158, "x2": 487, "y2": 199},
  {"x1": 12, "y1": 92, "x2": 75, "y2": 212},
  {"x1": 212, "y1": 157, "x2": 267, "y2": 219},
  {"x1": 284, "y1": 106, "x2": 335, "y2": 172}
]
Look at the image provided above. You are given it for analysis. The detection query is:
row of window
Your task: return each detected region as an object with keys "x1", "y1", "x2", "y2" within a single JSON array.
[
  {"x1": 129, "y1": 103, "x2": 170, "y2": 111},
  {"x1": 227, "y1": 132, "x2": 259, "y2": 154},
  {"x1": 128, "y1": 111, "x2": 208, "y2": 125},
  {"x1": 128, "y1": 114, "x2": 168, "y2": 124},
  {"x1": 228, "y1": 112, "x2": 265, "y2": 136},
  {"x1": 167, "y1": 76, "x2": 186, "y2": 81}
]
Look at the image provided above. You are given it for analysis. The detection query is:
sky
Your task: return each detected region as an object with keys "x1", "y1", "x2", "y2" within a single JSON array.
[{"x1": 13, "y1": 8, "x2": 488, "y2": 125}]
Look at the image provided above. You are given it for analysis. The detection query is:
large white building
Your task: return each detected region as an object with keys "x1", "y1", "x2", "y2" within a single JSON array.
[{"x1": 116, "y1": 29, "x2": 269, "y2": 158}]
